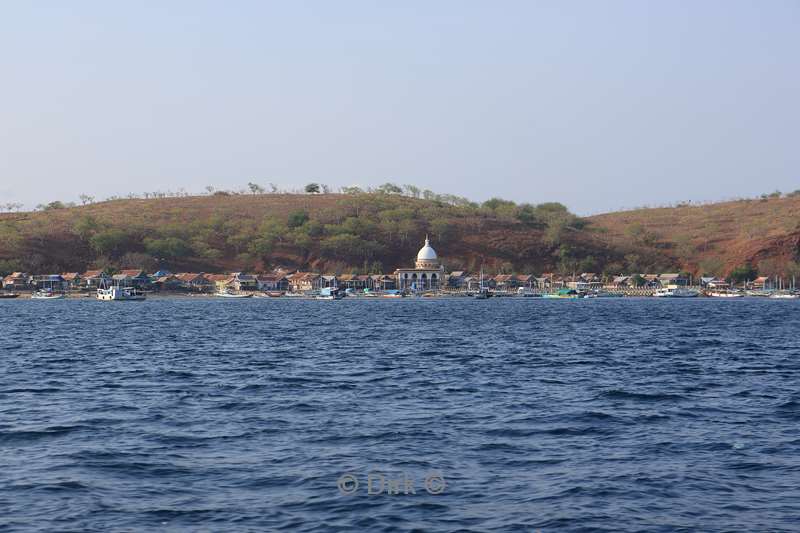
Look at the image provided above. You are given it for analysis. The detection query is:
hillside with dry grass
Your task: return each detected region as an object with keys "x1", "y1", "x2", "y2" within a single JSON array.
[
  {"x1": 587, "y1": 194, "x2": 800, "y2": 277},
  {"x1": 0, "y1": 193, "x2": 604, "y2": 275},
  {"x1": 1, "y1": 192, "x2": 798, "y2": 278}
]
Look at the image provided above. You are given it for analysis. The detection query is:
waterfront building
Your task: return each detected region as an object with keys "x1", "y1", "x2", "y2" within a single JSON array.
[
  {"x1": 320, "y1": 275, "x2": 338, "y2": 289},
  {"x1": 395, "y1": 237, "x2": 445, "y2": 291},
  {"x1": 287, "y1": 272, "x2": 320, "y2": 293},
  {"x1": 751, "y1": 276, "x2": 771, "y2": 290},
  {"x1": 60, "y1": 273, "x2": 82, "y2": 290},
  {"x1": 81, "y1": 270, "x2": 111, "y2": 289},
  {"x1": 256, "y1": 274, "x2": 288, "y2": 292},
  {"x1": 515, "y1": 274, "x2": 534, "y2": 288},
  {"x1": 2, "y1": 272, "x2": 30, "y2": 290},
  {"x1": 112, "y1": 270, "x2": 151, "y2": 288},
  {"x1": 176, "y1": 273, "x2": 216, "y2": 292},
  {"x1": 642, "y1": 274, "x2": 661, "y2": 288},
  {"x1": 205, "y1": 274, "x2": 231, "y2": 292},
  {"x1": 228, "y1": 273, "x2": 259, "y2": 291},
  {"x1": 611, "y1": 275, "x2": 632, "y2": 288},
  {"x1": 493, "y1": 274, "x2": 517, "y2": 291},
  {"x1": 370, "y1": 274, "x2": 396, "y2": 291},
  {"x1": 152, "y1": 274, "x2": 183, "y2": 291},
  {"x1": 658, "y1": 273, "x2": 688, "y2": 287},
  {"x1": 31, "y1": 274, "x2": 68, "y2": 291},
  {"x1": 446, "y1": 271, "x2": 468, "y2": 289}
]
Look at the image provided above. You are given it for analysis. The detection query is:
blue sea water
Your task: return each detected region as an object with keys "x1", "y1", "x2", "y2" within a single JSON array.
[{"x1": 1, "y1": 297, "x2": 799, "y2": 532}]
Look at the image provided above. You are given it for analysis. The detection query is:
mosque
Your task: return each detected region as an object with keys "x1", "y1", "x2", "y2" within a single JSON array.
[{"x1": 395, "y1": 236, "x2": 445, "y2": 291}]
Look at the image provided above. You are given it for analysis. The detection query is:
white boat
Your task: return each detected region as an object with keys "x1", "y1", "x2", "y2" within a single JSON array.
[
  {"x1": 745, "y1": 290, "x2": 771, "y2": 297},
  {"x1": 474, "y1": 267, "x2": 491, "y2": 299},
  {"x1": 653, "y1": 287, "x2": 700, "y2": 298},
  {"x1": 215, "y1": 290, "x2": 252, "y2": 298},
  {"x1": 769, "y1": 292, "x2": 800, "y2": 299},
  {"x1": 97, "y1": 287, "x2": 146, "y2": 301},
  {"x1": 31, "y1": 289, "x2": 66, "y2": 300},
  {"x1": 708, "y1": 291, "x2": 744, "y2": 298},
  {"x1": 315, "y1": 287, "x2": 343, "y2": 300}
]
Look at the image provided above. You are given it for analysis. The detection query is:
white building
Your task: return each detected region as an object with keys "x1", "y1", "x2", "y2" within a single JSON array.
[{"x1": 395, "y1": 237, "x2": 445, "y2": 291}]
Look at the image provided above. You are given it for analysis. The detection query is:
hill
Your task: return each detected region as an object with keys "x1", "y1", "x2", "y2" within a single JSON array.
[
  {"x1": 588, "y1": 194, "x2": 800, "y2": 279},
  {"x1": 1, "y1": 191, "x2": 799, "y2": 279}
]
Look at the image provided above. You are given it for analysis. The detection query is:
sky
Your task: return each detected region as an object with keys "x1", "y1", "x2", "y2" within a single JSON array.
[{"x1": 0, "y1": 1, "x2": 797, "y2": 214}]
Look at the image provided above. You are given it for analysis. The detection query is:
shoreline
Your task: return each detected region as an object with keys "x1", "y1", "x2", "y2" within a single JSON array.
[{"x1": 1, "y1": 291, "x2": 795, "y2": 300}]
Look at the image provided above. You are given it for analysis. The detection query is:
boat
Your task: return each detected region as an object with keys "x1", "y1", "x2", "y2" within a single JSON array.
[
  {"x1": 593, "y1": 290, "x2": 623, "y2": 298},
  {"x1": 31, "y1": 289, "x2": 66, "y2": 300},
  {"x1": 0, "y1": 293, "x2": 19, "y2": 299},
  {"x1": 382, "y1": 290, "x2": 404, "y2": 298},
  {"x1": 516, "y1": 287, "x2": 540, "y2": 297},
  {"x1": 653, "y1": 287, "x2": 700, "y2": 298},
  {"x1": 315, "y1": 287, "x2": 344, "y2": 300},
  {"x1": 283, "y1": 291, "x2": 305, "y2": 297},
  {"x1": 707, "y1": 290, "x2": 744, "y2": 298},
  {"x1": 215, "y1": 289, "x2": 252, "y2": 298},
  {"x1": 543, "y1": 288, "x2": 581, "y2": 299},
  {"x1": 769, "y1": 292, "x2": 800, "y2": 299},
  {"x1": 746, "y1": 290, "x2": 771, "y2": 297},
  {"x1": 97, "y1": 286, "x2": 146, "y2": 301},
  {"x1": 474, "y1": 267, "x2": 491, "y2": 299}
]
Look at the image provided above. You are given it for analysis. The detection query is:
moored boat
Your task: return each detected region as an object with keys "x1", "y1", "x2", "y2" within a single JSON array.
[
  {"x1": 653, "y1": 287, "x2": 700, "y2": 298},
  {"x1": 0, "y1": 292, "x2": 19, "y2": 299},
  {"x1": 516, "y1": 287, "x2": 539, "y2": 297},
  {"x1": 97, "y1": 287, "x2": 146, "y2": 301},
  {"x1": 474, "y1": 267, "x2": 491, "y2": 299},
  {"x1": 746, "y1": 290, "x2": 771, "y2": 297},
  {"x1": 31, "y1": 289, "x2": 66, "y2": 300},
  {"x1": 382, "y1": 290, "x2": 404, "y2": 298},
  {"x1": 543, "y1": 288, "x2": 581, "y2": 299},
  {"x1": 593, "y1": 290, "x2": 623, "y2": 298},
  {"x1": 314, "y1": 287, "x2": 344, "y2": 300},
  {"x1": 215, "y1": 289, "x2": 252, "y2": 298},
  {"x1": 769, "y1": 291, "x2": 800, "y2": 299},
  {"x1": 707, "y1": 290, "x2": 743, "y2": 298}
]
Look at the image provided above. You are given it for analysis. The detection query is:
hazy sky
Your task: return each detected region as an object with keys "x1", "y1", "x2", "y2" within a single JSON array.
[{"x1": 1, "y1": 1, "x2": 797, "y2": 214}]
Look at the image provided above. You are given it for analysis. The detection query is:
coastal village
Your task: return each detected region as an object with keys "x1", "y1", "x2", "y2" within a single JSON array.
[{"x1": 0, "y1": 238, "x2": 795, "y2": 300}]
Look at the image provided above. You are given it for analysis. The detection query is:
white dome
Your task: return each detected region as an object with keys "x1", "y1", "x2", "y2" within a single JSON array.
[{"x1": 416, "y1": 237, "x2": 438, "y2": 261}]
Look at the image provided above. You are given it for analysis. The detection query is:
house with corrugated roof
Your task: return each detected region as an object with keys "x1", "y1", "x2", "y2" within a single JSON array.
[
  {"x1": 228, "y1": 273, "x2": 258, "y2": 292},
  {"x1": 81, "y1": 270, "x2": 111, "y2": 288},
  {"x1": 370, "y1": 274, "x2": 395, "y2": 291},
  {"x1": 152, "y1": 274, "x2": 183, "y2": 291},
  {"x1": 641, "y1": 274, "x2": 661, "y2": 288},
  {"x1": 174, "y1": 273, "x2": 214, "y2": 292},
  {"x1": 611, "y1": 275, "x2": 632, "y2": 287},
  {"x1": 61, "y1": 272, "x2": 82, "y2": 290},
  {"x1": 112, "y1": 269, "x2": 151, "y2": 288},
  {"x1": 31, "y1": 274, "x2": 67, "y2": 291},
  {"x1": 515, "y1": 274, "x2": 534, "y2": 288},
  {"x1": 256, "y1": 273, "x2": 288, "y2": 291},
  {"x1": 493, "y1": 274, "x2": 518, "y2": 291},
  {"x1": 658, "y1": 273, "x2": 688, "y2": 287},
  {"x1": 446, "y1": 271, "x2": 468, "y2": 289},
  {"x1": 463, "y1": 274, "x2": 495, "y2": 291},
  {"x1": 2, "y1": 272, "x2": 30, "y2": 290},
  {"x1": 287, "y1": 272, "x2": 320, "y2": 293}
]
